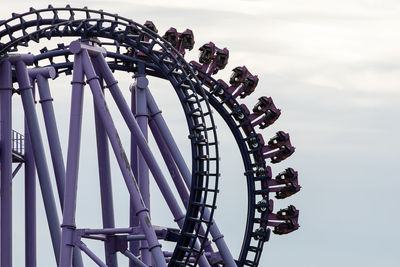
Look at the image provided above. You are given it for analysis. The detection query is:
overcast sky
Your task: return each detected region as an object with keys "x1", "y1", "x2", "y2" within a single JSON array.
[{"x1": 2, "y1": 1, "x2": 400, "y2": 267}]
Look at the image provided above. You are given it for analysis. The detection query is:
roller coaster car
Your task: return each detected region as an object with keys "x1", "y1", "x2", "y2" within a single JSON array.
[
  {"x1": 163, "y1": 27, "x2": 179, "y2": 48},
  {"x1": 144, "y1": 20, "x2": 158, "y2": 33},
  {"x1": 268, "y1": 131, "x2": 290, "y2": 149},
  {"x1": 180, "y1": 29, "x2": 195, "y2": 50},
  {"x1": 229, "y1": 66, "x2": 248, "y2": 86},
  {"x1": 276, "y1": 205, "x2": 299, "y2": 220},
  {"x1": 128, "y1": 23, "x2": 140, "y2": 36},
  {"x1": 271, "y1": 145, "x2": 295, "y2": 164},
  {"x1": 252, "y1": 97, "x2": 273, "y2": 115},
  {"x1": 199, "y1": 42, "x2": 216, "y2": 64},
  {"x1": 275, "y1": 182, "x2": 301, "y2": 199},
  {"x1": 239, "y1": 74, "x2": 258, "y2": 98},
  {"x1": 273, "y1": 219, "x2": 299, "y2": 235},
  {"x1": 275, "y1": 168, "x2": 297, "y2": 184},
  {"x1": 214, "y1": 48, "x2": 229, "y2": 70},
  {"x1": 259, "y1": 108, "x2": 281, "y2": 129}
]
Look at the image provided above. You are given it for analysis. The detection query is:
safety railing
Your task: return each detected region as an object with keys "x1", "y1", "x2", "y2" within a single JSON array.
[{"x1": 12, "y1": 130, "x2": 24, "y2": 157}]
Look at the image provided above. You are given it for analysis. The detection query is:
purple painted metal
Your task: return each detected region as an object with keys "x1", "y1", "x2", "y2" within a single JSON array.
[
  {"x1": 145, "y1": 90, "x2": 237, "y2": 267},
  {"x1": 135, "y1": 75, "x2": 152, "y2": 266},
  {"x1": 94, "y1": 53, "x2": 186, "y2": 223},
  {"x1": 79, "y1": 49, "x2": 167, "y2": 267},
  {"x1": 12, "y1": 162, "x2": 23, "y2": 178},
  {"x1": 84, "y1": 227, "x2": 133, "y2": 235},
  {"x1": 25, "y1": 101, "x2": 37, "y2": 267},
  {"x1": 13, "y1": 55, "x2": 63, "y2": 266},
  {"x1": 93, "y1": 72, "x2": 118, "y2": 267},
  {"x1": 76, "y1": 241, "x2": 107, "y2": 267},
  {"x1": 59, "y1": 52, "x2": 85, "y2": 267},
  {"x1": 123, "y1": 250, "x2": 149, "y2": 267},
  {"x1": 93, "y1": 54, "x2": 188, "y2": 226},
  {"x1": 95, "y1": 53, "x2": 212, "y2": 267},
  {"x1": 129, "y1": 82, "x2": 140, "y2": 264},
  {"x1": 0, "y1": 58, "x2": 13, "y2": 267},
  {"x1": 33, "y1": 70, "x2": 66, "y2": 206},
  {"x1": 148, "y1": 120, "x2": 215, "y2": 267},
  {"x1": 148, "y1": 119, "x2": 189, "y2": 207}
]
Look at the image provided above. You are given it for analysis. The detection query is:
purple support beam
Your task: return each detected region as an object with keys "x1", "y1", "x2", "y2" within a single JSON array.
[
  {"x1": 135, "y1": 74, "x2": 152, "y2": 266},
  {"x1": 93, "y1": 72, "x2": 118, "y2": 267},
  {"x1": 31, "y1": 67, "x2": 66, "y2": 206},
  {"x1": 129, "y1": 83, "x2": 140, "y2": 264},
  {"x1": 76, "y1": 241, "x2": 107, "y2": 267},
  {"x1": 12, "y1": 55, "x2": 62, "y2": 265},
  {"x1": 60, "y1": 52, "x2": 85, "y2": 267},
  {"x1": 75, "y1": 47, "x2": 166, "y2": 267},
  {"x1": 149, "y1": 120, "x2": 216, "y2": 260},
  {"x1": 145, "y1": 90, "x2": 237, "y2": 267},
  {"x1": 148, "y1": 120, "x2": 189, "y2": 208},
  {"x1": 94, "y1": 56, "x2": 191, "y2": 229},
  {"x1": 34, "y1": 67, "x2": 85, "y2": 267},
  {"x1": 123, "y1": 250, "x2": 148, "y2": 267},
  {"x1": 93, "y1": 53, "x2": 186, "y2": 227},
  {"x1": 148, "y1": 121, "x2": 215, "y2": 267},
  {"x1": 0, "y1": 58, "x2": 13, "y2": 267},
  {"x1": 94, "y1": 54, "x2": 210, "y2": 267},
  {"x1": 25, "y1": 104, "x2": 36, "y2": 267},
  {"x1": 12, "y1": 163, "x2": 23, "y2": 178}
]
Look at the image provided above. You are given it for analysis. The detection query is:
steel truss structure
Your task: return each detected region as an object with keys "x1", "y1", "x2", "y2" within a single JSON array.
[{"x1": 0, "y1": 5, "x2": 301, "y2": 267}]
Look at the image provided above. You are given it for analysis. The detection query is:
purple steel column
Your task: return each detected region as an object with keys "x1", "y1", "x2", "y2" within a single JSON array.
[
  {"x1": 129, "y1": 83, "x2": 140, "y2": 264},
  {"x1": 0, "y1": 59, "x2": 12, "y2": 267},
  {"x1": 25, "y1": 102, "x2": 36, "y2": 267},
  {"x1": 76, "y1": 47, "x2": 166, "y2": 267},
  {"x1": 94, "y1": 56, "x2": 188, "y2": 224},
  {"x1": 60, "y1": 52, "x2": 85, "y2": 267},
  {"x1": 33, "y1": 68, "x2": 65, "y2": 206},
  {"x1": 35, "y1": 71, "x2": 84, "y2": 267},
  {"x1": 148, "y1": 120, "x2": 189, "y2": 208},
  {"x1": 146, "y1": 90, "x2": 237, "y2": 267},
  {"x1": 135, "y1": 75, "x2": 152, "y2": 266},
  {"x1": 93, "y1": 73, "x2": 118, "y2": 267},
  {"x1": 94, "y1": 54, "x2": 211, "y2": 267},
  {"x1": 13, "y1": 55, "x2": 62, "y2": 265}
]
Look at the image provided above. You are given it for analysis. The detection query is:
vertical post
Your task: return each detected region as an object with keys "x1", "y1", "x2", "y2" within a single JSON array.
[
  {"x1": 60, "y1": 53, "x2": 85, "y2": 267},
  {"x1": 25, "y1": 103, "x2": 36, "y2": 267},
  {"x1": 129, "y1": 83, "x2": 140, "y2": 264},
  {"x1": 35, "y1": 68, "x2": 84, "y2": 267},
  {"x1": 94, "y1": 73, "x2": 118, "y2": 267},
  {"x1": 13, "y1": 55, "x2": 62, "y2": 265},
  {"x1": 0, "y1": 59, "x2": 13, "y2": 267},
  {"x1": 135, "y1": 70, "x2": 152, "y2": 265},
  {"x1": 35, "y1": 72, "x2": 66, "y2": 206}
]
